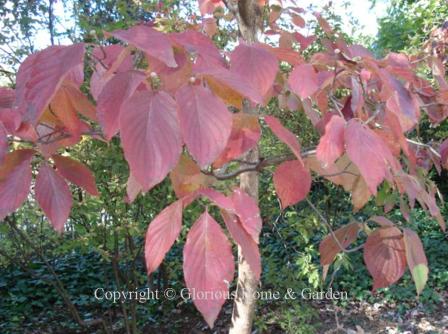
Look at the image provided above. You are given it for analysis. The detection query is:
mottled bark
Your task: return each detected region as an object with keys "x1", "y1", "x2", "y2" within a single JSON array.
[{"x1": 228, "y1": 1, "x2": 263, "y2": 333}]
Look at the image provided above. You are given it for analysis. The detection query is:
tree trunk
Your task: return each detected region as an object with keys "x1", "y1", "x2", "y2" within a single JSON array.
[{"x1": 229, "y1": 1, "x2": 262, "y2": 333}]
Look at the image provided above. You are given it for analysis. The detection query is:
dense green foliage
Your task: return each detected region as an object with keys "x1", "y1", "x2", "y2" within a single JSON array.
[{"x1": 375, "y1": 0, "x2": 448, "y2": 54}]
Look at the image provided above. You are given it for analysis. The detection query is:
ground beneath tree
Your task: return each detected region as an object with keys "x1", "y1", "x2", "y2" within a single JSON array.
[{"x1": 160, "y1": 290, "x2": 448, "y2": 334}]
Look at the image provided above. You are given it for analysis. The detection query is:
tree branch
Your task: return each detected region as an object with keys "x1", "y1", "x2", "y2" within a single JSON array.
[
  {"x1": 203, "y1": 149, "x2": 316, "y2": 180},
  {"x1": 305, "y1": 198, "x2": 364, "y2": 254}
]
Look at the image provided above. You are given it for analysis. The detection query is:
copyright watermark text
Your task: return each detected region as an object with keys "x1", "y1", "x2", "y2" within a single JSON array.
[{"x1": 93, "y1": 287, "x2": 347, "y2": 304}]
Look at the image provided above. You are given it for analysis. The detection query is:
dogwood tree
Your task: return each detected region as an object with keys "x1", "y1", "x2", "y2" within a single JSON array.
[{"x1": 0, "y1": 0, "x2": 447, "y2": 332}]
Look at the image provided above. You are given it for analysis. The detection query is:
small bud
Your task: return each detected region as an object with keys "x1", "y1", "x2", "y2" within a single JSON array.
[
  {"x1": 189, "y1": 76, "x2": 196, "y2": 84},
  {"x1": 149, "y1": 72, "x2": 158, "y2": 79},
  {"x1": 334, "y1": 48, "x2": 341, "y2": 54},
  {"x1": 89, "y1": 30, "x2": 96, "y2": 36}
]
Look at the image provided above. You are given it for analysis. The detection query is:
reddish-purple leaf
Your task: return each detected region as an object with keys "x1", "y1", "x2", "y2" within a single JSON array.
[
  {"x1": 15, "y1": 44, "x2": 85, "y2": 124},
  {"x1": 0, "y1": 149, "x2": 34, "y2": 220},
  {"x1": 230, "y1": 43, "x2": 278, "y2": 98},
  {"x1": 288, "y1": 64, "x2": 319, "y2": 99},
  {"x1": 319, "y1": 221, "x2": 360, "y2": 280},
  {"x1": 384, "y1": 74, "x2": 420, "y2": 132},
  {"x1": 52, "y1": 155, "x2": 99, "y2": 196},
  {"x1": 345, "y1": 119, "x2": 400, "y2": 195},
  {"x1": 363, "y1": 227, "x2": 406, "y2": 291},
  {"x1": 199, "y1": 188, "x2": 234, "y2": 211},
  {"x1": 110, "y1": 25, "x2": 176, "y2": 67},
  {"x1": 273, "y1": 160, "x2": 312, "y2": 208},
  {"x1": 176, "y1": 84, "x2": 232, "y2": 167},
  {"x1": 90, "y1": 45, "x2": 133, "y2": 100},
  {"x1": 320, "y1": 222, "x2": 360, "y2": 266},
  {"x1": 97, "y1": 70, "x2": 146, "y2": 140},
  {"x1": 294, "y1": 33, "x2": 316, "y2": 50},
  {"x1": 316, "y1": 115, "x2": 346, "y2": 165},
  {"x1": 368, "y1": 216, "x2": 394, "y2": 227},
  {"x1": 264, "y1": 115, "x2": 302, "y2": 160},
  {"x1": 0, "y1": 107, "x2": 23, "y2": 133},
  {"x1": 0, "y1": 88, "x2": 14, "y2": 109},
  {"x1": 120, "y1": 90, "x2": 182, "y2": 192},
  {"x1": 35, "y1": 164, "x2": 73, "y2": 233},
  {"x1": 170, "y1": 30, "x2": 224, "y2": 67},
  {"x1": 0, "y1": 124, "x2": 7, "y2": 163},
  {"x1": 183, "y1": 211, "x2": 234, "y2": 328},
  {"x1": 230, "y1": 188, "x2": 262, "y2": 244},
  {"x1": 198, "y1": 0, "x2": 223, "y2": 15},
  {"x1": 213, "y1": 113, "x2": 261, "y2": 167},
  {"x1": 221, "y1": 210, "x2": 261, "y2": 279},
  {"x1": 125, "y1": 174, "x2": 143, "y2": 204},
  {"x1": 396, "y1": 173, "x2": 445, "y2": 231},
  {"x1": 145, "y1": 199, "x2": 183, "y2": 274}
]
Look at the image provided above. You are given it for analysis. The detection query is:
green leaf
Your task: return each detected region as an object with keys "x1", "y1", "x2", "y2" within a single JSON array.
[{"x1": 412, "y1": 264, "x2": 429, "y2": 296}]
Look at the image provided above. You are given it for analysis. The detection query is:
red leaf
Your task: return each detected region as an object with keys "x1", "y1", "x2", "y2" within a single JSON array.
[
  {"x1": 176, "y1": 84, "x2": 232, "y2": 167},
  {"x1": 384, "y1": 74, "x2": 420, "y2": 132},
  {"x1": 368, "y1": 216, "x2": 394, "y2": 227},
  {"x1": 183, "y1": 211, "x2": 234, "y2": 328},
  {"x1": 363, "y1": 227, "x2": 406, "y2": 291},
  {"x1": 320, "y1": 222, "x2": 360, "y2": 266},
  {"x1": 291, "y1": 14, "x2": 305, "y2": 27},
  {"x1": 145, "y1": 199, "x2": 183, "y2": 274},
  {"x1": 170, "y1": 31, "x2": 224, "y2": 67},
  {"x1": 15, "y1": 44, "x2": 85, "y2": 124},
  {"x1": 199, "y1": 188, "x2": 234, "y2": 211},
  {"x1": 264, "y1": 115, "x2": 302, "y2": 160},
  {"x1": 125, "y1": 174, "x2": 142, "y2": 203},
  {"x1": 52, "y1": 155, "x2": 99, "y2": 196},
  {"x1": 148, "y1": 49, "x2": 192, "y2": 93},
  {"x1": 221, "y1": 210, "x2": 261, "y2": 279},
  {"x1": 0, "y1": 124, "x2": 7, "y2": 163},
  {"x1": 203, "y1": 18, "x2": 218, "y2": 37},
  {"x1": 213, "y1": 113, "x2": 261, "y2": 168},
  {"x1": 110, "y1": 25, "x2": 176, "y2": 67},
  {"x1": 0, "y1": 88, "x2": 15, "y2": 108},
  {"x1": 230, "y1": 188, "x2": 262, "y2": 244},
  {"x1": 97, "y1": 70, "x2": 146, "y2": 140},
  {"x1": 120, "y1": 90, "x2": 182, "y2": 192},
  {"x1": 0, "y1": 149, "x2": 34, "y2": 220},
  {"x1": 319, "y1": 221, "x2": 360, "y2": 280},
  {"x1": 63, "y1": 84, "x2": 97, "y2": 121},
  {"x1": 294, "y1": 33, "x2": 316, "y2": 50},
  {"x1": 35, "y1": 164, "x2": 73, "y2": 233},
  {"x1": 395, "y1": 174, "x2": 445, "y2": 231},
  {"x1": 198, "y1": 0, "x2": 223, "y2": 15},
  {"x1": 316, "y1": 115, "x2": 346, "y2": 165},
  {"x1": 230, "y1": 43, "x2": 278, "y2": 99},
  {"x1": 90, "y1": 45, "x2": 133, "y2": 100},
  {"x1": 288, "y1": 64, "x2": 319, "y2": 99},
  {"x1": 273, "y1": 160, "x2": 311, "y2": 208},
  {"x1": 345, "y1": 119, "x2": 400, "y2": 195}
]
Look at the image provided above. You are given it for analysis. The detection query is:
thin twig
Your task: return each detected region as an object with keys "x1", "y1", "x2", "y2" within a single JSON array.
[{"x1": 305, "y1": 198, "x2": 364, "y2": 254}]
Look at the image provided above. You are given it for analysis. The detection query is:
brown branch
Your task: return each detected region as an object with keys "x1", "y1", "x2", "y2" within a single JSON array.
[
  {"x1": 406, "y1": 138, "x2": 441, "y2": 158},
  {"x1": 204, "y1": 149, "x2": 316, "y2": 180}
]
